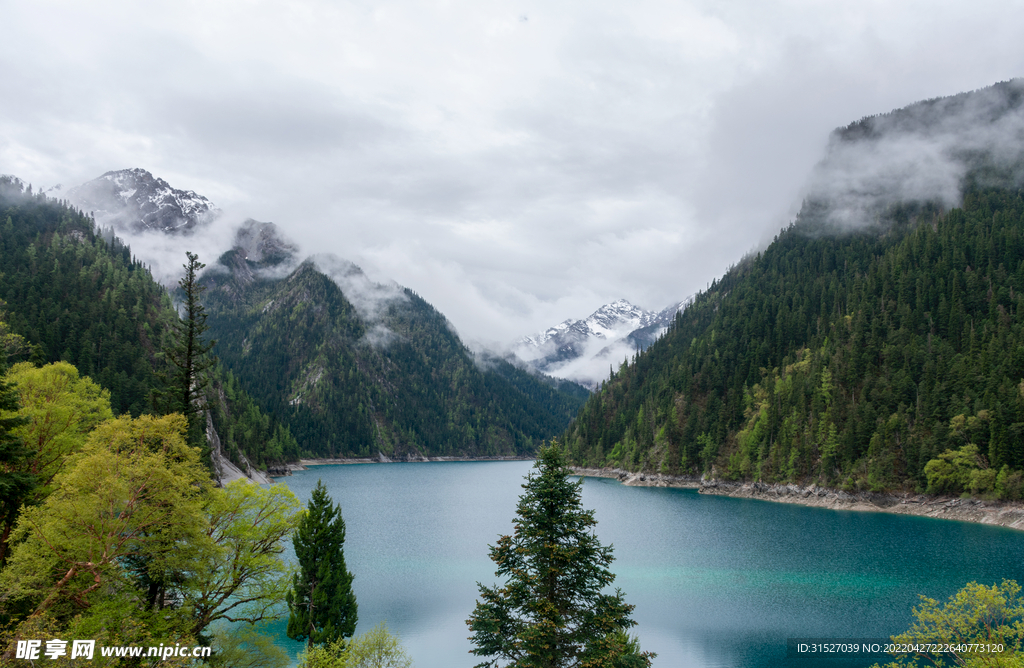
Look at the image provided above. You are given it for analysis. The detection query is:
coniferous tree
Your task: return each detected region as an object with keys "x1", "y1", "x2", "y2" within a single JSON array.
[
  {"x1": 287, "y1": 480, "x2": 358, "y2": 649},
  {"x1": 162, "y1": 251, "x2": 216, "y2": 449},
  {"x1": 467, "y1": 442, "x2": 653, "y2": 668}
]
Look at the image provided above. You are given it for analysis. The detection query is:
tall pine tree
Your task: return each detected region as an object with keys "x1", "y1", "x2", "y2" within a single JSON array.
[
  {"x1": 467, "y1": 442, "x2": 653, "y2": 668},
  {"x1": 287, "y1": 479, "x2": 358, "y2": 648},
  {"x1": 162, "y1": 251, "x2": 216, "y2": 450}
]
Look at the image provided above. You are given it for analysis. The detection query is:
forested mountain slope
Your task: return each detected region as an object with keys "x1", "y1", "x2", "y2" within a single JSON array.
[
  {"x1": 0, "y1": 177, "x2": 298, "y2": 472},
  {"x1": 563, "y1": 81, "x2": 1024, "y2": 497},
  {"x1": 203, "y1": 245, "x2": 589, "y2": 459},
  {"x1": 0, "y1": 178, "x2": 173, "y2": 415}
]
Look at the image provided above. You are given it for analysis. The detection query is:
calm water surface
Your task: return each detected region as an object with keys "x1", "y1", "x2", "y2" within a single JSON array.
[{"x1": 267, "y1": 461, "x2": 1024, "y2": 667}]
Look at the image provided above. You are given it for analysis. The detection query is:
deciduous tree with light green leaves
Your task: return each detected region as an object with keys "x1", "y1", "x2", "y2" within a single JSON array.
[
  {"x1": 0, "y1": 362, "x2": 31, "y2": 571},
  {"x1": 0, "y1": 361, "x2": 113, "y2": 565},
  {"x1": 872, "y1": 580, "x2": 1024, "y2": 668},
  {"x1": 467, "y1": 442, "x2": 654, "y2": 668},
  {"x1": 5, "y1": 361, "x2": 113, "y2": 491},
  {"x1": 297, "y1": 622, "x2": 413, "y2": 668},
  {"x1": 188, "y1": 480, "x2": 303, "y2": 639},
  {"x1": 0, "y1": 413, "x2": 210, "y2": 621},
  {"x1": 0, "y1": 408, "x2": 307, "y2": 665},
  {"x1": 287, "y1": 479, "x2": 358, "y2": 649}
]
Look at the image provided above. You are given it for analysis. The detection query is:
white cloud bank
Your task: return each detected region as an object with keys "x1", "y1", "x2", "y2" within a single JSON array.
[{"x1": 3, "y1": 0, "x2": 1024, "y2": 342}]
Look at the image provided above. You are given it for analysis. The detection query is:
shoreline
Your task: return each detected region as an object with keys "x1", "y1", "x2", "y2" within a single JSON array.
[
  {"x1": 270, "y1": 454, "x2": 534, "y2": 476},
  {"x1": 571, "y1": 467, "x2": 1024, "y2": 531}
]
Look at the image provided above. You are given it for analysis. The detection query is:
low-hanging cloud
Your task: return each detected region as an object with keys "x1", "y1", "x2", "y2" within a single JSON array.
[
  {"x1": 804, "y1": 80, "x2": 1024, "y2": 229},
  {"x1": 96, "y1": 214, "x2": 241, "y2": 289},
  {"x1": 310, "y1": 253, "x2": 410, "y2": 325},
  {"x1": 540, "y1": 336, "x2": 644, "y2": 390}
]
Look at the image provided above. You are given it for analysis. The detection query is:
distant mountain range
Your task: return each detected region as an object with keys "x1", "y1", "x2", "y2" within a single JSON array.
[
  {"x1": 61, "y1": 168, "x2": 693, "y2": 393},
  {"x1": 59, "y1": 167, "x2": 589, "y2": 460},
  {"x1": 512, "y1": 298, "x2": 689, "y2": 388}
]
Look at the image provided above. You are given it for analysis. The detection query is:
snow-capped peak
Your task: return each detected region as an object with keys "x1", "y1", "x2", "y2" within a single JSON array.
[
  {"x1": 513, "y1": 297, "x2": 691, "y2": 389},
  {"x1": 67, "y1": 168, "x2": 218, "y2": 234},
  {"x1": 521, "y1": 299, "x2": 656, "y2": 348}
]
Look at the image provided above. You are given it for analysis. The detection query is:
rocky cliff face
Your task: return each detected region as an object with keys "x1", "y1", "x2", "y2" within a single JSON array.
[
  {"x1": 67, "y1": 168, "x2": 217, "y2": 233},
  {"x1": 232, "y1": 219, "x2": 299, "y2": 266}
]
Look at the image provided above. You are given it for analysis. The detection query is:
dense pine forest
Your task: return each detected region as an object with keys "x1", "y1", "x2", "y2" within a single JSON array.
[
  {"x1": 203, "y1": 248, "x2": 589, "y2": 459},
  {"x1": 0, "y1": 179, "x2": 173, "y2": 415},
  {"x1": 564, "y1": 181, "x2": 1024, "y2": 497}
]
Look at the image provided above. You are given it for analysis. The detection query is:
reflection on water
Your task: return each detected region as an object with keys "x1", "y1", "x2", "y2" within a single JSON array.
[{"x1": 268, "y1": 462, "x2": 1024, "y2": 668}]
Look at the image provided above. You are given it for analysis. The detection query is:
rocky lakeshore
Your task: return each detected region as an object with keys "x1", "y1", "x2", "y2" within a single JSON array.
[
  {"x1": 571, "y1": 467, "x2": 1024, "y2": 531},
  {"x1": 571, "y1": 467, "x2": 702, "y2": 488}
]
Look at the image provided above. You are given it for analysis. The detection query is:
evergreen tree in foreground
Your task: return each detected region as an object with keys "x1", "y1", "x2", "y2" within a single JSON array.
[
  {"x1": 287, "y1": 480, "x2": 358, "y2": 649},
  {"x1": 467, "y1": 442, "x2": 654, "y2": 668}
]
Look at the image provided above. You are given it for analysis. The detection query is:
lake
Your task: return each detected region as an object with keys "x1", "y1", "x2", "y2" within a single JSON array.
[{"x1": 266, "y1": 460, "x2": 1024, "y2": 667}]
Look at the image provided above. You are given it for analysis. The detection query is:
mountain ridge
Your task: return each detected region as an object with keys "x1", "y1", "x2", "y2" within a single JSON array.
[{"x1": 562, "y1": 79, "x2": 1024, "y2": 501}]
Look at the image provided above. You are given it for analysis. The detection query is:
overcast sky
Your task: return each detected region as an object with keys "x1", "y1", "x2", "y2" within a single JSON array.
[{"x1": 3, "y1": 0, "x2": 1024, "y2": 347}]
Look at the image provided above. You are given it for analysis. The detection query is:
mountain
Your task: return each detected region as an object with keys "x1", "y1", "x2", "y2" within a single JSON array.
[
  {"x1": 53, "y1": 167, "x2": 588, "y2": 461},
  {"x1": 0, "y1": 176, "x2": 298, "y2": 479},
  {"x1": 513, "y1": 299, "x2": 687, "y2": 388},
  {"x1": 66, "y1": 168, "x2": 217, "y2": 233},
  {"x1": 202, "y1": 237, "x2": 589, "y2": 459},
  {"x1": 562, "y1": 79, "x2": 1024, "y2": 499}
]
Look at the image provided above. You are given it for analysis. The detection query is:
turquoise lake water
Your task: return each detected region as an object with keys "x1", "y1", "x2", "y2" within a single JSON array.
[{"x1": 266, "y1": 460, "x2": 1024, "y2": 667}]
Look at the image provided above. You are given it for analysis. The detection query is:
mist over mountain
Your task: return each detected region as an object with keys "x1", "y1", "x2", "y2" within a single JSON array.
[
  {"x1": 804, "y1": 79, "x2": 1024, "y2": 230},
  {"x1": 0, "y1": 176, "x2": 300, "y2": 478},
  {"x1": 202, "y1": 246, "x2": 587, "y2": 458},
  {"x1": 53, "y1": 167, "x2": 588, "y2": 458}
]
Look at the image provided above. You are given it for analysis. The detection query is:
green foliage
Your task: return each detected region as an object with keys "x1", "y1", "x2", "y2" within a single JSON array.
[
  {"x1": 208, "y1": 365, "x2": 301, "y2": 469},
  {"x1": 296, "y1": 622, "x2": 413, "y2": 668},
  {"x1": 187, "y1": 480, "x2": 303, "y2": 638},
  {"x1": 0, "y1": 405, "x2": 301, "y2": 660},
  {"x1": 467, "y1": 443, "x2": 654, "y2": 668},
  {"x1": 606, "y1": 630, "x2": 653, "y2": 668},
  {"x1": 872, "y1": 580, "x2": 1024, "y2": 667},
  {"x1": 345, "y1": 622, "x2": 413, "y2": 668},
  {"x1": 997, "y1": 466, "x2": 1024, "y2": 500},
  {"x1": 924, "y1": 442, "x2": 995, "y2": 496},
  {"x1": 0, "y1": 303, "x2": 29, "y2": 364},
  {"x1": 0, "y1": 361, "x2": 112, "y2": 565},
  {"x1": 288, "y1": 480, "x2": 358, "y2": 648},
  {"x1": 298, "y1": 638, "x2": 350, "y2": 668},
  {"x1": 0, "y1": 354, "x2": 32, "y2": 571},
  {"x1": 0, "y1": 414, "x2": 209, "y2": 621},
  {"x1": 210, "y1": 621, "x2": 292, "y2": 668},
  {"x1": 5, "y1": 361, "x2": 113, "y2": 489},
  {"x1": 562, "y1": 182, "x2": 1024, "y2": 496}
]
